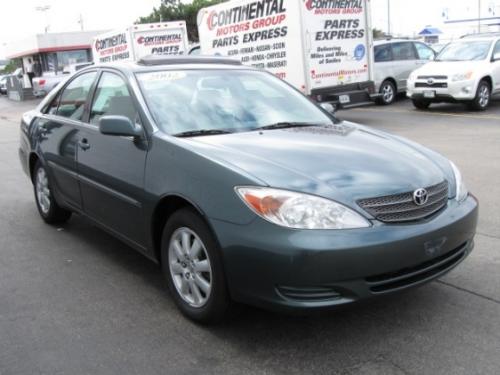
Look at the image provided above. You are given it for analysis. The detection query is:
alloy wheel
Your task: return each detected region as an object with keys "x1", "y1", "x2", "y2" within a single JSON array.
[
  {"x1": 168, "y1": 227, "x2": 212, "y2": 308},
  {"x1": 382, "y1": 83, "x2": 394, "y2": 103},
  {"x1": 478, "y1": 85, "x2": 490, "y2": 108},
  {"x1": 36, "y1": 168, "x2": 51, "y2": 214}
]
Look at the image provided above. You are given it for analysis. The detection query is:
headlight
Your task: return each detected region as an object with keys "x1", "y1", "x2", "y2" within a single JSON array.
[
  {"x1": 450, "y1": 161, "x2": 468, "y2": 202},
  {"x1": 408, "y1": 72, "x2": 417, "y2": 81},
  {"x1": 451, "y1": 71, "x2": 473, "y2": 82},
  {"x1": 235, "y1": 187, "x2": 370, "y2": 229}
]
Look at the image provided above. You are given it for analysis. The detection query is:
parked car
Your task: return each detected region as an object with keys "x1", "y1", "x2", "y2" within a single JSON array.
[
  {"x1": 19, "y1": 56, "x2": 478, "y2": 323},
  {"x1": 374, "y1": 39, "x2": 436, "y2": 105},
  {"x1": 32, "y1": 62, "x2": 94, "y2": 97},
  {"x1": 0, "y1": 75, "x2": 7, "y2": 95},
  {"x1": 407, "y1": 36, "x2": 500, "y2": 110}
]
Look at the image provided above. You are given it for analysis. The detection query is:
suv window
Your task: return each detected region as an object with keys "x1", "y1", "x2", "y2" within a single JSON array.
[
  {"x1": 56, "y1": 72, "x2": 97, "y2": 120},
  {"x1": 90, "y1": 72, "x2": 137, "y2": 125},
  {"x1": 494, "y1": 40, "x2": 500, "y2": 57},
  {"x1": 414, "y1": 42, "x2": 435, "y2": 60},
  {"x1": 392, "y1": 42, "x2": 417, "y2": 61},
  {"x1": 374, "y1": 44, "x2": 392, "y2": 62}
]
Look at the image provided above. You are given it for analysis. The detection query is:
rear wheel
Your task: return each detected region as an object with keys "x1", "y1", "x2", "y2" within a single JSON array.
[
  {"x1": 412, "y1": 99, "x2": 431, "y2": 110},
  {"x1": 161, "y1": 208, "x2": 230, "y2": 323},
  {"x1": 377, "y1": 80, "x2": 396, "y2": 105},
  {"x1": 33, "y1": 161, "x2": 72, "y2": 224},
  {"x1": 468, "y1": 80, "x2": 491, "y2": 111}
]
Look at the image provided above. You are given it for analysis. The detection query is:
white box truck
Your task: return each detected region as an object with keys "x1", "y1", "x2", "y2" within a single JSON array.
[
  {"x1": 197, "y1": 0, "x2": 380, "y2": 109},
  {"x1": 92, "y1": 21, "x2": 189, "y2": 64}
]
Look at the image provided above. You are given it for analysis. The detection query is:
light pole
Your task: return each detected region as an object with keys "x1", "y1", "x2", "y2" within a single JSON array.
[
  {"x1": 478, "y1": 0, "x2": 482, "y2": 33},
  {"x1": 35, "y1": 5, "x2": 51, "y2": 33},
  {"x1": 387, "y1": 0, "x2": 391, "y2": 35}
]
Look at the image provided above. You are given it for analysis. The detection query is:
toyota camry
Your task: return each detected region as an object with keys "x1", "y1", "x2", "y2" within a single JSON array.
[{"x1": 19, "y1": 56, "x2": 478, "y2": 323}]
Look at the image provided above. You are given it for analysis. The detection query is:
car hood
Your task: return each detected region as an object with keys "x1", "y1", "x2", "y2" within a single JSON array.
[
  {"x1": 184, "y1": 123, "x2": 453, "y2": 210},
  {"x1": 414, "y1": 60, "x2": 485, "y2": 76}
]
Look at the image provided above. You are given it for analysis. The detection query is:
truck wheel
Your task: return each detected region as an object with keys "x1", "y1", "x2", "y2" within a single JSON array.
[
  {"x1": 33, "y1": 161, "x2": 72, "y2": 224},
  {"x1": 412, "y1": 99, "x2": 431, "y2": 110},
  {"x1": 468, "y1": 80, "x2": 491, "y2": 111},
  {"x1": 377, "y1": 80, "x2": 396, "y2": 105},
  {"x1": 161, "y1": 208, "x2": 230, "y2": 323}
]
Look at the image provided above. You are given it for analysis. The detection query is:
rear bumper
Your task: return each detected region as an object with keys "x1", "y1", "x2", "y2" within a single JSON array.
[
  {"x1": 311, "y1": 81, "x2": 380, "y2": 110},
  {"x1": 211, "y1": 195, "x2": 478, "y2": 313}
]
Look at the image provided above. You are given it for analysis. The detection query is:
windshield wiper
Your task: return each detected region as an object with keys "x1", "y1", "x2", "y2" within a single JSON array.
[
  {"x1": 254, "y1": 122, "x2": 319, "y2": 131},
  {"x1": 174, "y1": 129, "x2": 232, "y2": 138}
]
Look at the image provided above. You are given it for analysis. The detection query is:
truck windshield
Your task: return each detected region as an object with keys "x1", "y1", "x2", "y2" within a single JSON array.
[
  {"x1": 136, "y1": 69, "x2": 333, "y2": 135},
  {"x1": 436, "y1": 41, "x2": 492, "y2": 62}
]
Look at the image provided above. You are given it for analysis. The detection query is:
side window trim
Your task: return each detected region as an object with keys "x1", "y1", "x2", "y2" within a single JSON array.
[
  {"x1": 49, "y1": 70, "x2": 99, "y2": 121},
  {"x1": 87, "y1": 69, "x2": 143, "y2": 127}
]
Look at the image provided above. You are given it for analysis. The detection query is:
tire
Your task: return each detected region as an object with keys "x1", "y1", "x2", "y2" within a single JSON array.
[
  {"x1": 468, "y1": 80, "x2": 491, "y2": 111},
  {"x1": 33, "y1": 161, "x2": 72, "y2": 224},
  {"x1": 377, "y1": 80, "x2": 396, "y2": 105},
  {"x1": 161, "y1": 208, "x2": 230, "y2": 323},
  {"x1": 412, "y1": 99, "x2": 431, "y2": 110}
]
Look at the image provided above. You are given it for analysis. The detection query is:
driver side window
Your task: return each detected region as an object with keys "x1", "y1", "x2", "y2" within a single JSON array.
[{"x1": 89, "y1": 72, "x2": 138, "y2": 126}]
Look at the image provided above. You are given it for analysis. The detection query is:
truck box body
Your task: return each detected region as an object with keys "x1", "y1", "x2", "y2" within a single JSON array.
[
  {"x1": 197, "y1": 0, "x2": 378, "y2": 108},
  {"x1": 92, "y1": 22, "x2": 189, "y2": 64}
]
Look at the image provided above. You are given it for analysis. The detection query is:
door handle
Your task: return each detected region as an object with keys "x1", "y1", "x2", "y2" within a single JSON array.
[{"x1": 78, "y1": 138, "x2": 90, "y2": 151}]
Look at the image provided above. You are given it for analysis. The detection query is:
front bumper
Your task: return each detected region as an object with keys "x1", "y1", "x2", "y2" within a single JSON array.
[
  {"x1": 211, "y1": 196, "x2": 478, "y2": 312},
  {"x1": 407, "y1": 79, "x2": 477, "y2": 102}
]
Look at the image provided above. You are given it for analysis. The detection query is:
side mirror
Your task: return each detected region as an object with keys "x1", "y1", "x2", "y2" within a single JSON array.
[
  {"x1": 493, "y1": 52, "x2": 500, "y2": 62},
  {"x1": 99, "y1": 116, "x2": 142, "y2": 138},
  {"x1": 320, "y1": 102, "x2": 336, "y2": 114}
]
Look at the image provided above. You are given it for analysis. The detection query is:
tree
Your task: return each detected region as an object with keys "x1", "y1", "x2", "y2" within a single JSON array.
[
  {"x1": 137, "y1": 0, "x2": 227, "y2": 43},
  {"x1": 0, "y1": 60, "x2": 19, "y2": 74},
  {"x1": 373, "y1": 28, "x2": 386, "y2": 40}
]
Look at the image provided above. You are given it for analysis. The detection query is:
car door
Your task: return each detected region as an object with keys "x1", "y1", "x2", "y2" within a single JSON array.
[
  {"x1": 492, "y1": 40, "x2": 500, "y2": 94},
  {"x1": 414, "y1": 42, "x2": 436, "y2": 67},
  {"x1": 37, "y1": 71, "x2": 98, "y2": 210},
  {"x1": 391, "y1": 42, "x2": 419, "y2": 91},
  {"x1": 76, "y1": 70, "x2": 148, "y2": 247},
  {"x1": 374, "y1": 43, "x2": 395, "y2": 90}
]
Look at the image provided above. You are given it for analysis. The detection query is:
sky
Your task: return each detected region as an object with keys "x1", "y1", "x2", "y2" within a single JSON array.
[{"x1": 0, "y1": 0, "x2": 499, "y2": 59}]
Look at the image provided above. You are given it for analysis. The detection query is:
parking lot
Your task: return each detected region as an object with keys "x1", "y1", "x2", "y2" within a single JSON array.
[{"x1": 0, "y1": 95, "x2": 499, "y2": 375}]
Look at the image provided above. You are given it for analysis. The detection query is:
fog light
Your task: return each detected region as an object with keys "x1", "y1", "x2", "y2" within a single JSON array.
[{"x1": 462, "y1": 87, "x2": 471, "y2": 94}]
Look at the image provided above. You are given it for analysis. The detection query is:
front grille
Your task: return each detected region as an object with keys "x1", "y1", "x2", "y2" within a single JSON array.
[
  {"x1": 357, "y1": 181, "x2": 449, "y2": 223},
  {"x1": 365, "y1": 241, "x2": 469, "y2": 293},
  {"x1": 415, "y1": 82, "x2": 448, "y2": 88},
  {"x1": 417, "y1": 75, "x2": 448, "y2": 80}
]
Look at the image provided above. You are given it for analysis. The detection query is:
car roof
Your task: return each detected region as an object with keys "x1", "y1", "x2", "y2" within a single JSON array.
[
  {"x1": 373, "y1": 39, "x2": 421, "y2": 46},
  {"x1": 87, "y1": 55, "x2": 255, "y2": 75}
]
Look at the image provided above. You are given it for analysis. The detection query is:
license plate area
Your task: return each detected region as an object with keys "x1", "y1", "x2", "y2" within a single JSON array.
[
  {"x1": 339, "y1": 95, "x2": 350, "y2": 104},
  {"x1": 423, "y1": 90, "x2": 436, "y2": 98}
]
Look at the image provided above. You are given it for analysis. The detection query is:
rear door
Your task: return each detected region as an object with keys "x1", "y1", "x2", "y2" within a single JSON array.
[
  {"x1": 37, "y1": 71, "x2": 98, "y2": 210},
  {"x1": 391, "y1": 42, "x2": 419, "y2": 91},
  {"x1": 76, "y1": 70, "x2": 148, "y2": 247}
]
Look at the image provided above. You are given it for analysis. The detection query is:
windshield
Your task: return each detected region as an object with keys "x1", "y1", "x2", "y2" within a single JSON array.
[
  {"x1": 136, "y1": 69, "x2": 333, "y2": 135},
  {"x1": 436, "y1": 41, "x2": 492, "y2": 61}
]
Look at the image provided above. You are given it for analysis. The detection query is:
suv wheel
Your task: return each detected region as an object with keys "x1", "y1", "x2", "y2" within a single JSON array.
[
  {"x1": 469, "y1": 80, "x2": 491, "y2": 111},
  {"x1": 161, "y1": 208, "x2": 230, "y2": 323},
  {"x1": 412, "y1": 99, "x2": 431, "y2": 110},
  {"x1": 33, "y1": 161, "x2": 72, "y2": 224},
  {"x1": 377, "y1": 80, "x2": 396, "y2": 105}
]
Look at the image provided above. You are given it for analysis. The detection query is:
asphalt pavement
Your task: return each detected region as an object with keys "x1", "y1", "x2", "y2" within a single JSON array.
[{"x1": 0, "y1": 96, "x2": 499, "y2": 375}]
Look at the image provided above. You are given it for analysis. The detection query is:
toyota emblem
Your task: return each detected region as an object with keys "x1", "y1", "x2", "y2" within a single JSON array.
[
  {"x1": 413, "y1": 188, "x2": 429, "y2": 206},
  {"x1": 427, "y1": 78, "x2": 435, "y2": 85}
]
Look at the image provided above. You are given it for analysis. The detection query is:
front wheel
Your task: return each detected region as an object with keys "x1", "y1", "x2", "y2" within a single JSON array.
[
  {"x1": 161, "y1": 208, "x2": 230, "y2": 323},
  {"x1": 468, "y1": 80, "x2": 491, "y2": 111},
  {"x1": 412, "y1": 99, "x2": 431, "y2": 110},
  {"x1": 33, "y1": 161, "x2": 72, "y2": 224},
  {"x1": 377, "y1": 80, "x2": 396, "y2": 105}
]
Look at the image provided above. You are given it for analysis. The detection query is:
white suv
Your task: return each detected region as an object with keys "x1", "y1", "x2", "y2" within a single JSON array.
[{"x1": 407, "y1": 35, "x2": 500, "y2": 110}]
